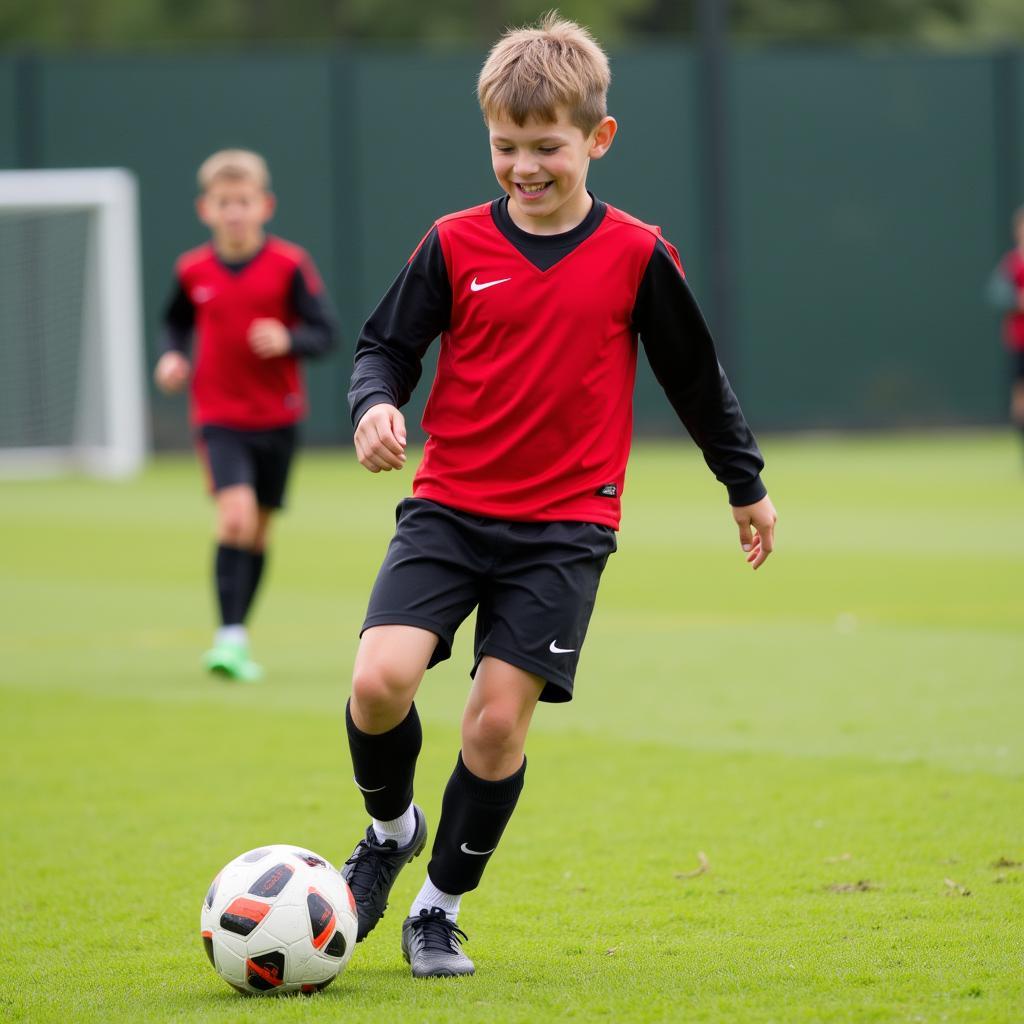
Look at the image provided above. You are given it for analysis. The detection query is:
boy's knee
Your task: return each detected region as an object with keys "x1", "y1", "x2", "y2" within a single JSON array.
[
  {"x1": 351, "y1": 662, "x2": 416, "y2": 727},
  {"x1": 217, "y1": 503, "x2": 257, "y2": 547},
  {"x1": 463, "y1": 702, "x2": 522, "y2": 752}
]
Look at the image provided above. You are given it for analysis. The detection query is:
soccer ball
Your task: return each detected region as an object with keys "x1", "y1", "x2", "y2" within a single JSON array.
[{"x1": 200, "y1": 844, "x2": 358, "y2": 995}]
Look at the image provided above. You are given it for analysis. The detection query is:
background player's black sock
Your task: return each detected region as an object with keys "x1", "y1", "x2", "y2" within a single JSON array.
[
  {"x1": 427, "y1": 751, "x2": 526, "y2": 894},
  {"x1": 238, "y1": 549, "x2": 266, "y2": 624},
  {"x1": 214, "y1": 543, "x2": 249, "y2": 627},
  {"x1": 345, "y1": 699, "x2": 422, "y2": 822}
]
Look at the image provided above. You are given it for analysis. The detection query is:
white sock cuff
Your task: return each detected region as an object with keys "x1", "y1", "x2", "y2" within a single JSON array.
[
  {"x1": 372, "y1": 803, "x2": 416, "y2": 847},
  {"x1": 411, "y1": 875, "x2": 462, "y2": 921},
  {"x1": 216, "y1": 625, "x2": 248, "y2": 647}
]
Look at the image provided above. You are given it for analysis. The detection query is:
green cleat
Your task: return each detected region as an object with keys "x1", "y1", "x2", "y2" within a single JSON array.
[{"x1": 202, "y1": 641, "x2": 263, "y2": 683}]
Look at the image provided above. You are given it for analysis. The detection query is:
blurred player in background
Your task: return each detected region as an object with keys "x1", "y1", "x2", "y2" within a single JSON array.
[
  {"x1": 154, "y1": 149, "x2": 338, "y2": 681},
  {"x1": 987, "y1": 205, "x2": 1024, "y2": 455},
  {"x1": 340, "y1": 13, "x2": 776, "y2": 978}
]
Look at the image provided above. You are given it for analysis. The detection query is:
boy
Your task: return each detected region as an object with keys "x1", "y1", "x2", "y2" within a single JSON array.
[
  {"x1": 986, "y1": 205, "x2": 1024, "y2": 455},
  {"x1": 154, "y1": 149, "x2": 338, "y2": 681},
  {"x1": 341, "y1": 14, "x2": 777, "y2": 978}
]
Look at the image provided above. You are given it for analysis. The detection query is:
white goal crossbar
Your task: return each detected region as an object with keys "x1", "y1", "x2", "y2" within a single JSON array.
[{"x1": 0, "y1": 168, "x2": 147, "y2": 478}]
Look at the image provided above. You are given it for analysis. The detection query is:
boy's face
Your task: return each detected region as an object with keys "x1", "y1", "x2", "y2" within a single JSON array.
[
  {"x1": 489, "y1": 107, "x2": 616, "y2": 235},
  {"x1": 197, "y1": 177, "x2": 274, "y2": 255}
]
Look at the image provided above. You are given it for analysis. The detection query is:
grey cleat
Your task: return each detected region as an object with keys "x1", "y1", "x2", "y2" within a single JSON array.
[
  {"x1": 401, "y1": 907, "x2": 475, "y2": 978},
  {"x1": 341, "y1": 805, "x2": 427, "y2": 942}
]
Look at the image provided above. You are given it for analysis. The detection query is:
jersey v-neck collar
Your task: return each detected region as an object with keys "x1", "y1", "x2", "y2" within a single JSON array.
[
  {"x1": 215, "y1": 240, "x2": 268, "y2": 276},
  {"x1": 490, "y1": 193, "x2": 606, "y2": 272}
]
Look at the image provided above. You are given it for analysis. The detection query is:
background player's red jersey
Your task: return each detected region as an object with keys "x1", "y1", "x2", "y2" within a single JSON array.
[
  {"x1": 164, "y1": 236, "x2": 335, "y2": 429},
  {"x1": 999, "y1": 250, "x2": 1024, "y2": 352}
]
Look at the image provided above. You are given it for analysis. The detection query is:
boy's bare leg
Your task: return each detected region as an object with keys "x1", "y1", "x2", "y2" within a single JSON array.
[
  {"x1": 1011, "y1": 380, "x2": 1024, "y2": 436},
  {"x1": 461, "y1": 657, "x2": 543, "y2": 779},
  {"x1": 350, "y1": 624, "x2": 436, "y2": 733},
  {"x1": 402, "y1": 657, "x2": 542, "y2": 977},
  {"x1": 215, "y1": 483, "x2": 259, "y2": 548},
  {"x1": 343, "y1": 625, "x2": 437, "y2": 941}
]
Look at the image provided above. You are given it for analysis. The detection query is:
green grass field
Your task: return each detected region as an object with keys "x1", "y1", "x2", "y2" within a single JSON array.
[{"x1": 1, "y1": 432, "x2": 1022, "y2": 1023}]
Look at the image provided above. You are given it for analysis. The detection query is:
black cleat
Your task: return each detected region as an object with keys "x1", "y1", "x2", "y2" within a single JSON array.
[
  {"x1": 402, "y1": 907, "x2": 475, "y2": 978},
  {"x1": 341, "y1": 805, "x2": 427, "y2": 942}
]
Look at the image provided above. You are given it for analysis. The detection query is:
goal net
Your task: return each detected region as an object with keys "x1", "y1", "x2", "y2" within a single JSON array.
[{"x1": 0, "y1": 169, "x2": 147, "y2": 478}]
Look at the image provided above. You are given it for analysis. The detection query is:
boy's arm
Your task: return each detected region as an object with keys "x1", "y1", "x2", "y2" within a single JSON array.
[
  {"x1": 159, "y1": 278, "x2": 195, "y2": 356},
  {"x1": 154, "y1": 276, "x2": 195, "y2": 393},
  {"x1": 286, "y1": 259, "x2": 341, "y2": 358},
  {"x1": 347, "y1": 226, "x2": 452, "y2": 430},
  {"x1": 633, "y1": 238, "x2": 766, "y2": 506}
]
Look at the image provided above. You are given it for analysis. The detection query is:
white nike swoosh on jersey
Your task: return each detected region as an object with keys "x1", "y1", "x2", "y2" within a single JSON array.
[
  {"x1": 460, "y1": 843, "x2": 496, "y2": 855},
  {"x1": 353, "y1": 779, "x2": 386, "y2": 793},
  {"x1": 470, "y1": 276, "x2": 511, "y2": 292},
  {"x1": 549, "y1": 640, "x2": 576, "y2": 654}
]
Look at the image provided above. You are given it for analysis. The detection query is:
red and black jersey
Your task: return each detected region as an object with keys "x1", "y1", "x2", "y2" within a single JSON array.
[
  {"x1": 161, "y1": 235, "x2": 338, "y2": 429},
  {"x1": 998, "y1": 250, "x2": 1024, "y2": 352},
  {"x1": 348, "y1": 196, "x2": 765, "y2": 529}
]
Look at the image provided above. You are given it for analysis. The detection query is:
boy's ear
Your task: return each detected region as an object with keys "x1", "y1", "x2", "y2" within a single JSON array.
[
  {"x1": 262, "y1": 191, "x2": 277, "y2": 222},
  {"x1": 195, "y1": 194, "x2": 211, "y2": 226},
  {"x1": 589, "y1": 116, "x2": 617, "y2": 160}
]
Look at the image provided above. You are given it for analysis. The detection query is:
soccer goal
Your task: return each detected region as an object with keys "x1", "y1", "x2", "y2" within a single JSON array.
[{"x1": 0, "y1": 168, "x2": 147, "y2": 478}]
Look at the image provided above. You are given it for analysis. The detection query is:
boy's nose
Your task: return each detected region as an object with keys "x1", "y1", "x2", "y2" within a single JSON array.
[{"x1": 513, "y1": 155, "x2": 539, "y2": 176}]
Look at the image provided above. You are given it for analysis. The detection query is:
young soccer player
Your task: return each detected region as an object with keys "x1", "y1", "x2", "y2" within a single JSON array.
[
  {"x1": 341, "y1": 14, "x2": 777, "y2": 978},
  {"x1": 154, "y1": 149, "x2": 338, "y2": 681},
  {"x1": 986, "y1": 205, "x2": 1024, "y2": 454}
]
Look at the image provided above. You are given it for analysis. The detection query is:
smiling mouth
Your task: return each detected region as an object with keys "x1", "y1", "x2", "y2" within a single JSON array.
[{"x1": 515, "y1": 181, "x2": 553, "y2": 198}]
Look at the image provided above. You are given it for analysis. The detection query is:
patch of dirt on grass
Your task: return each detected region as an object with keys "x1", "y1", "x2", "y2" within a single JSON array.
[{"x1": 827, "y1": 880, "x2": 878, "y2": 893}]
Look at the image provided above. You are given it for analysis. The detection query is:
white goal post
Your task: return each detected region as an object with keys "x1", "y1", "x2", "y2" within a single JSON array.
[{"x1": 0, "y1": 168, "x2": 147, "y2": 478}]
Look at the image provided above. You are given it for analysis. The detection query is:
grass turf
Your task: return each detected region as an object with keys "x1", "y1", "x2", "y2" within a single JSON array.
[{"x1": 1, "y1": 432, "x2": 1022, "y2": 1023}]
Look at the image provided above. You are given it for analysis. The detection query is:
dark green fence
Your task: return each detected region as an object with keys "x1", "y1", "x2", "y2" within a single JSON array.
[{"x1": 0, "y1": 46, "x2": 1017, "y2": 445}]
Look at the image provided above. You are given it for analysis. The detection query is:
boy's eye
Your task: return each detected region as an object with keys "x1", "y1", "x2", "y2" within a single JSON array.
[
  {"x1": 494, "y1": 146, "x2": 514, "y2": 154},
  {"x1": 538, "y1": 146, "x2": 561, "y2": 154}
]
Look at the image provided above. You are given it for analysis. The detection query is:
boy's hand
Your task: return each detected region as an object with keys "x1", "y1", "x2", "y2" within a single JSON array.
[
  {"x1": 732, "y1": 495, "x2": 777, "y2": 570},
  {"x1": 248, "y1": 318, "x2": 291, "y2": 358},
  {"x1": 154, "y1": 351, "x2": 191, "y2": 393},
  {"x1": 354, "y1": 404, "x2": 407, "y2": 472}
]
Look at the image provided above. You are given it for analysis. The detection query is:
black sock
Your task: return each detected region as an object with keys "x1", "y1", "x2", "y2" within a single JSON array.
[
  {"x1": 214, "y1": 544, "x2": 250, "y2": 627},
  {"x1": 427, "y1": 752, "x2": 526, "y2": 895},
  {"x1": 239, "y1": 550, "x2": 266, "y2": 623},
  {"x1": 345, "y1": 699, "x2": 422, "y2": 822}
]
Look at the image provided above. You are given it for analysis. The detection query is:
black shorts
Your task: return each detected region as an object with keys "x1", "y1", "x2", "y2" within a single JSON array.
[
  {"x1": 196, "y1": 424, "x2": 298, "y2": 510},
  {"x1": 362, "y1": 498, "x2": 617, "y2": 703}
]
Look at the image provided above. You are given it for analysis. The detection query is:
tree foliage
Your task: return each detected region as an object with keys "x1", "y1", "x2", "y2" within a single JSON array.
[{"x1": 2, "y1": 0, "x2": 1024, "y2": 46}]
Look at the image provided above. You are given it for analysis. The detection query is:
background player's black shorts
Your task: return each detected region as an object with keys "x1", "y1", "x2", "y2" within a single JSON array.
[
  {"x1": 362, "y1": 497, "x2": 617, "y2": 703},
  {"x1": 197, "y1": 424, "x2": 298, "y2": 510},
  {"x1": 1011, "y1": 350, "x2": 1024, "y2": 381}
]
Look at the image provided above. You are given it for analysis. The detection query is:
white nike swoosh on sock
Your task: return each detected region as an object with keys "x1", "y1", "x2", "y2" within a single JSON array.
[
  {"x1": 460, "y1": 843, "x2": 496, "y2": 855},
  {"x1": 354, "y1": 779, "x2": 386, "y2": 793}
]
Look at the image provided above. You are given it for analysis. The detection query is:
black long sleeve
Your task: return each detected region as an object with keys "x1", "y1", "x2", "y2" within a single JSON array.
[
  {"x1": 347, "y1": 227, "x2": 452, "y2": 428},
  {"x1": 287, "y1": 264, "x2": 340, "y2": 358},
  {"x1": 633, "y1": 239, "x2": 766, "y2": 506},
  {"x1": 159, "y1": 279, "x2": 195, "y2": 356}
]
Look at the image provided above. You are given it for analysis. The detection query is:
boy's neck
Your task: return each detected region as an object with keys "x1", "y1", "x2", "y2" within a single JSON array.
[
  {"x1": 505, "y1": 189, "x2": 593, "y2": 236},
  {"x1": 213, "y1": 232, "x2": 266, "y2": 263}
]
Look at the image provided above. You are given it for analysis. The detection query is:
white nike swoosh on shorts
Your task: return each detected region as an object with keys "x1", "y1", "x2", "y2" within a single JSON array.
[{"x1": 549, "y1": 640, "x2": 576, "y2": 654}]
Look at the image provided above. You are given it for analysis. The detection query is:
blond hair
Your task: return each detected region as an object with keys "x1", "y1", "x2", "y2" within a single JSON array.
[
  {"x1": 197, "y1": 149, "x2": 271, "y2": 192},
  {"x1": 477, "y1": 11, "x2": 610, "y2": 134}
]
